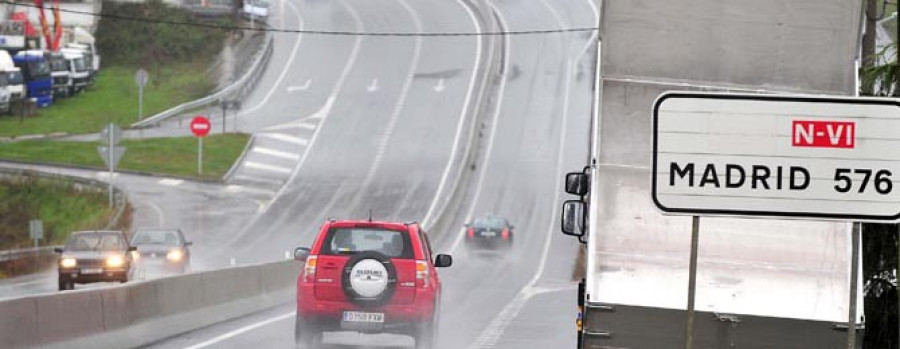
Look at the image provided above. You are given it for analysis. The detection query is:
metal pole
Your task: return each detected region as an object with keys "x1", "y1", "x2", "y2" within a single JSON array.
[
  {"x1": 138, "y1": 83, "x2": 143, "y2": 121},
  {"x1": 198, "y1": 137, "x2": 203, "y2": 176},
  {"x1": 685, "y1": 216, "x2": 700, "y2": 349},
  {"x1": 222, "y1": 103, "x2": 227, "y2": 134},
  {"x1": 108, "y1": 122, "x2": 113, "y2": 208},
  {"x1": 847, "y1": 222, "x2": 861, "y2": 349}
]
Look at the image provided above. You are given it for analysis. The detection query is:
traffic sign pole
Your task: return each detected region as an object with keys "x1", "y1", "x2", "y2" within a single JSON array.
[
  {"x1": 684, "y1": 216, "x2": 699, "y2": 349},
  {"x1": 108, "y1": 122, "x2": 113, "y2": 207},
  {"x1": 198, "y1": 137, "x2": 203, "y2": 176},
  {"x1": 847, "y1": 223, "x2": 860, "y2": 349}
]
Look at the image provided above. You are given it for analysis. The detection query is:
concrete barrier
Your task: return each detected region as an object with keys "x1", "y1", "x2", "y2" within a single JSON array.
[{"x1": 0, "y1": 260, "x2": 300, "y2": 349}]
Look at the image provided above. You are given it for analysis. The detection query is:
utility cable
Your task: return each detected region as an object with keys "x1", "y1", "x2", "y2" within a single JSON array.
[{"x1": 0, "y1": 0, "x2": 599, "y2": 37}]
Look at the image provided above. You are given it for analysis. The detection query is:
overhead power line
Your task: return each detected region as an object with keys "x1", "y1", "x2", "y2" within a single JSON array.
[{"x1": 0, "y1": 1, "x2": 599, "y2": 37}]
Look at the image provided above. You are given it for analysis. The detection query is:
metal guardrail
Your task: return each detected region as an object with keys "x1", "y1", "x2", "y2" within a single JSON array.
[
  {"x1": 131, "y1": 30, "x2": 275, "y2": 128},
  {"x1": 0, "y1": 246, "x2": 61, "y2": 263}
]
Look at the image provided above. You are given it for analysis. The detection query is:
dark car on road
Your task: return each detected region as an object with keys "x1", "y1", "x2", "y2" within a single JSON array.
[
  {"x1": 293, "y1": 219, "x2": 452, "y2": 349},
  {"x1": 55, "y1": 231, "x2": 136, "y2": 291},
  {"x1": 130, "y1": 228, "x2": 192, "y2": 274},
  {"x1": 464, "y1": 216, "x2": 515, "y2": 251}
]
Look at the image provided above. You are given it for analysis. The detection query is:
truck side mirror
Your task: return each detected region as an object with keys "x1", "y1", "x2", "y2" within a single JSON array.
[
  {"x1": 294, "y1": 247, "x2": 310, "y2": 261},
  {"x1": 561, "y1": 200, "x2": 585, "y2": 237},
  {"x1": 565, "y1": 172, "x2": 589, "y2": 196}
]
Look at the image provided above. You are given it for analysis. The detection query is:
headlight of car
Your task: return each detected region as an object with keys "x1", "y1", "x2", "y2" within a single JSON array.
[
  {"x1": 166, "y1": 249, "x2": 183, "y2": 262},
  {"x1": 60, "y1": 258, "x2": 77, "y2": 268},
  {"x1": 106, "y1": 256, "x2": 124, "y2": 268}
]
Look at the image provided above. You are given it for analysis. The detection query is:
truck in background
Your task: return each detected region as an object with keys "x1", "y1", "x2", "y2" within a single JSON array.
[
  {"x1": 64, "y1": 43, "x2": 96, "y2": 85},
  {"x1": 60, "y1": 48, "x2": 89, "y2": 94},
  {"x1": 0, "y1": 50, "x2": 25, "y2": 103},
  {"x1": 13, "y1": 50, "x2": 52, "y2": 107},
  {"x1": 562, "y1": 1, "x2": 864, "y2": 348},
  {"x1": 45, "y1": 51, "x2": 70, "y2": 98}
]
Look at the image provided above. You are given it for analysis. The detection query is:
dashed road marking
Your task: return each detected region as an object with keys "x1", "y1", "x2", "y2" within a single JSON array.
[
  {"x1": 158, "y1": 178, "x2": 184, "y2": 186},
  {"x1": 244, "y1": 161, "x2": 293, "y2": 174},
  {"x1": 251, "y1": 147, "x2": 301, "y2": 160},
  {"x1": 256, "y1": 133, "x2": 309, "y2": 146}
]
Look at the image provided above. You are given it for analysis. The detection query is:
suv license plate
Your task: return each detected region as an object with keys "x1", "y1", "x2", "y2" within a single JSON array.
[
  {"x1": 343, "y1": 311, "x2": 384, "y2": 323},
  {"x1": 481, "y1": 231, "x2": 496, "y2": 237},
  {"x1": 81, "y1": 268, "x2": 103, "y2": 274}
]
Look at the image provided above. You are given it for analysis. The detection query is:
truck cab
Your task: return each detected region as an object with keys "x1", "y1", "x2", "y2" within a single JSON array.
[
  {"x1": 13, "y1": 50, "x2": 52, "y2": 107},
  {"x1": 45, "y1": 51, "x2": 71, "y2": 98},
  {"x1": 60, "y1": 49, "x2": 89, "y2": 94},
  {"x1": 0, "y1": 50, "x2": 25, "y2": 102},
  {"x1": 64, "y1": 43, "x2": 97, "y2": 85}
]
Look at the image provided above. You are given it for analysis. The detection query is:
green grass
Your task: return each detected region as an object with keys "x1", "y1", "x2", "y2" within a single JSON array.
[
  {"x1": 0, "y1": 63, "x2": 213, "y2": 138},
  {"x1": 0, "y1": 177, "x2": 114, "y2": 250},
  {"x1": 0, "y1": 133, "x2": 250, "y2": 180}
]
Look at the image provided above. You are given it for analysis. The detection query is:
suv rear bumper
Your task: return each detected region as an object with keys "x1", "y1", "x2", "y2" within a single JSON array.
[{"x1": 297, "y1": 285, "x2": 436, "y2": 324}]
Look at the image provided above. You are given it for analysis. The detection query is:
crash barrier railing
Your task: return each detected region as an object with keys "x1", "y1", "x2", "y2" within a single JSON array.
[
  {"x1": 0, "y1": 260, "x2": 299, "y2": 349},
  {"x1": 0, "y1": 167, "x2": 128, "y2": 272},
  {"x1": 131, "y1": 30, "x2": 275, "y2": 128}
]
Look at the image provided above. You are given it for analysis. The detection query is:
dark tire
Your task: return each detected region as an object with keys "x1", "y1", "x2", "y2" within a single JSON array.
[
  {"x1": 58, "y1": 279, "x2": 73, "y2": 291},
  {"x1": 415, "y1": 322, "x2": 436, "y2": 349},
  {"x1": 294, "y1": 317, "x2": 321, "y2": 348}
]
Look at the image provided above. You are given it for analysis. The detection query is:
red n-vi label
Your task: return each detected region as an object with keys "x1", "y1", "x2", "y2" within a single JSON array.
[{"x1": 792, "y1": 120, "x2": 855, "y2": 148}]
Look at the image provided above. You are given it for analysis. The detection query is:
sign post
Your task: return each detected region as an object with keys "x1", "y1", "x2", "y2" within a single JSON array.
[
  {"x1": 98, "y1": 123, "x2": 125, "y2": 207},
  {"x1": 29, "y1": 219, "x2": 42, "y2": 248},
  {"x1": 652, "y1": 92, "x2": 900, "y2": 349},
  {"x1": 190, "y1": 116, "x2": 211, "y2": 175},
  {"x1": 135, "y1": 68, "x2": 149, "y2": 121}
]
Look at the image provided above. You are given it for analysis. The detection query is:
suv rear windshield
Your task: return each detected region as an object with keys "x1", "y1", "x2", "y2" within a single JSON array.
[
  {"x1": 65, "y1": 233, "x2": 127, "y2": 251},
  {"x1": 320, "y1": 228, "x2": 413, "y2": 259}
]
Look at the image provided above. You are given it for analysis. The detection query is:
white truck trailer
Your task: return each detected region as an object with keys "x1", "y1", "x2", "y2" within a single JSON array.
[{"x1": 562, "y1": 0, "x2": 866, "y2": 348}]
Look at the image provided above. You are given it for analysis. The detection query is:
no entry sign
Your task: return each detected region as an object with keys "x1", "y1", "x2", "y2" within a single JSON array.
[
  {"x1": 190, "y1": 116, "x2": 211, "y2": 138},
  {"x1": 652, "y1": 92, "x2": 900, "y2": 222}
]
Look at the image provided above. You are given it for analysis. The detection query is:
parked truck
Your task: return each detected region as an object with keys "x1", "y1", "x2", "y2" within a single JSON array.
[
  {"x1": 13, "y1": 50, "x2": 52, "y2": 107},
  {"x1": 0, "y1": 50, "x2": 25, "y2": 103},
  {"x1": 45, "y1": 51, "x2": 70, "y2": 99},
  {"x1": 60, "y1": 49, "x2": 89, "y2": 94},
  {"x1": 64, "y1": 43, "x2": 97, "y2": 85},
  {"x1": 561, "y1": 1, "x2": 864, "y2": 348}
]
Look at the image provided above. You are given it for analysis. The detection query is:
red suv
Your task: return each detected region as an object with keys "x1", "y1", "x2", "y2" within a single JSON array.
[{"x1": 293, "y1": 220, "x2": 452, "y2": 349}]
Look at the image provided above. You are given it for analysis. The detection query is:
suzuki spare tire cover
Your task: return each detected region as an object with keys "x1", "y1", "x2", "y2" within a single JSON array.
[{"x1": 342, "y1": 251, "x2": 397, "y2": 308}]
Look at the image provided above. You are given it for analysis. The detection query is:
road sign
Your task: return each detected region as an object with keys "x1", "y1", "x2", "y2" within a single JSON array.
[
  {"x1": 190, "y1": 116, "x2": 211, "y2": 138},
  {"x1": 100, "y1": 123, "x2": 122, "y2": 146},
  {"x1": 97, "y1": 145, "x2": 126, "y2": 168},
  {"x1": 134, "y1": 68, "x2": 149, "y2": 87},
  {"x1": 652, "y1": 92, "x2": 900, "y2": 222},
  {"x1": 29, "y1": 220, "x2": 42, "y2": 240}
]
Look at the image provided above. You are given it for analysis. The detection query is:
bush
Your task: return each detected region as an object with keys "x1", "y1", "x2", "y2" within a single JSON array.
[{"x1": 96, "y1": 0, "x2": 235, "y2": 67}]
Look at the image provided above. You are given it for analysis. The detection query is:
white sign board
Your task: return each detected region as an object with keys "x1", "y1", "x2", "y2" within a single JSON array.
[{"x1": 652, "y1": 92, "x2": 900, "y2": 222}]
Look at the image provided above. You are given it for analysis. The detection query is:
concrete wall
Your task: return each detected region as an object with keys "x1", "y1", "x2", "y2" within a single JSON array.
[{"x1": 0, "y1": 260, "x2": 299, "y2": 349}]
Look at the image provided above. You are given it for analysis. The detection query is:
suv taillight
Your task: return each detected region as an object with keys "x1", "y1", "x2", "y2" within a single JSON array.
[
  {"x1": 302, "y1": 255, "x2": 317, "y2": 283},
  {"x1": 416, "y1": 260, "x2": 429, "y2": 288},
  {"x1": 501, "y1": 228, "x2": 509, "y2": 240},
  {"x1": 467, "y1": 228, "x2": 474, "y2": 238}
]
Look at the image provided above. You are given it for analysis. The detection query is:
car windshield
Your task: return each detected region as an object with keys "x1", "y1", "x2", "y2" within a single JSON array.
[
  {"x1": 26, "y1": 61, "x2": 50, "y2": 79},
  {"x1": 65, "y1": 233, "x2": 127, "y2": 251},
  {"x1": 49, "y1": 58, "x2": 67, "y2": 72},
  {"x1": 474, "y1": 217, "x2": 506, "y2": 229},
  {"x1": 8, "y1": 71, "x2": 23, "y2": 84},
  {"x1": 131, "y1": 230, "x2": 182, "y2": 246},
  {"x1": 321, "y1": 228, "x2": 412, "y2": 258},
  {"x1": 73, "y1": 58, "x2": 87, "y2": 72}
]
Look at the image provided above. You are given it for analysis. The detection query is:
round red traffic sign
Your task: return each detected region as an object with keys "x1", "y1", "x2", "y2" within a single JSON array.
[{"x1": 190, "y1": 116, "x2": 211, "y2": 138}]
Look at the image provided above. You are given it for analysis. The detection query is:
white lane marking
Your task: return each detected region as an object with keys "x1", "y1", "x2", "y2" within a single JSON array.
[
  {"x1": 232, "y1": 174, "x2": 285, "y2": 186},
  {"x1": 468, "y1": 2, "x2": 579, "y2": 347},
  {"x1": 147, "y1": 200, "x2": 165, "y2": 227},
  {"x1": 238, "y1": 0, "x2": 304, "y2": 117},
  {"x1": 357, "y1": 0, "x2": 423, "y2": 193},
  {"x1": 420, "y1": 0, "x2": 484, "y2": 228},
  {"x1": 256, "y1": 133, "x2": 309, "y2": 146},
  {"x1": 158, "y1": 178, "x2": 184, "y2": 187},
  {"x1": 244, "y1": 161, "x2": 293, "y2": 174},
  {"x1": 251, "y1": 147, "x2": 301, "y2": 160},
  {"x1": 222, "y1": 184, "x2": 277, "y2": 196},
  {"x1": 181, "y1": 312, "x2": 294, "y2": 349},
  {"x1": 286, "y1": 79, "x2": 312, "y2": 92},
  {"x1": 433, "y1": 78, "x2": 446, "y2": 92},
  {"x1": 366, "y1": 78, "x2": 380, "y2": 92},
  {"x1": 448, "y1": 2, "x2": 511, "y2": 253},
  {"x1": 95, "y1": 172, "x2": 119, "y2": 180}
]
